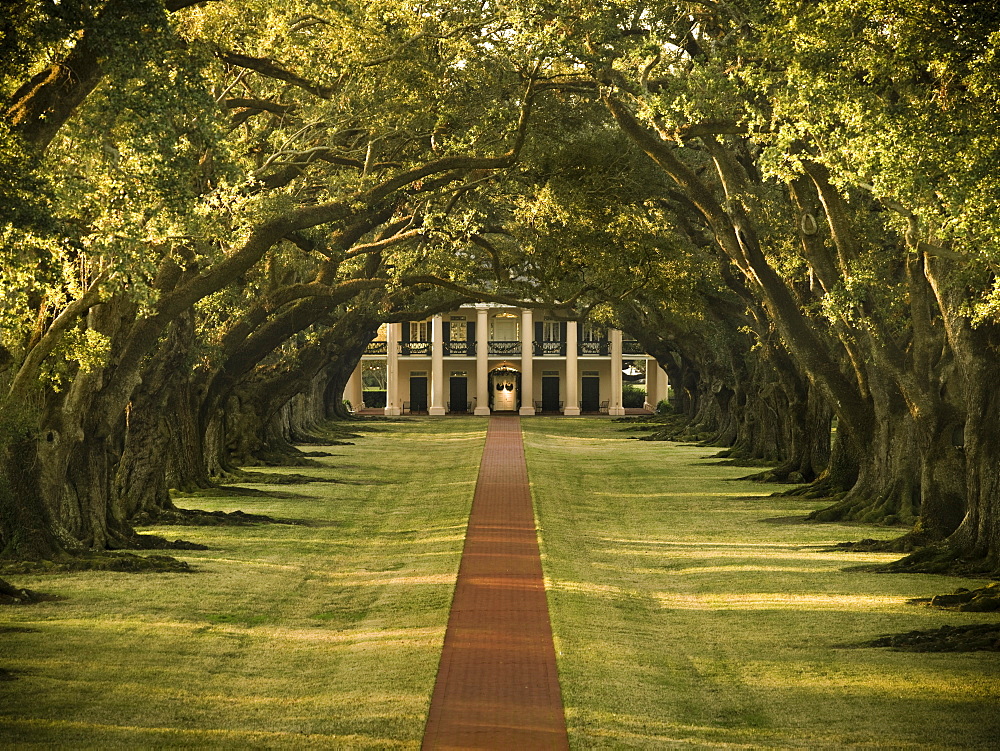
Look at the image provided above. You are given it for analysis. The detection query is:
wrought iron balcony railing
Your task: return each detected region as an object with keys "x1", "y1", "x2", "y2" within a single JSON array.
[
  {"x1": 368, "y1": 339, "x2": 621, "y2": 357},
  {"x1": 400, "y1": 340, "x2": 431, "y2": 356},
  {"x1": 534, "y1": 341, "x2": 567, "y2": 356},
  {"x1": 488, "y1": 340, "x2": 521, "y2": 356},
  {"x1": 443, "y1": 341, "x2": 476, "y2": 356},
  {"x1": 622, "y1": 340, "x2": 645, "y2": 355},
  {"x1": 579, "y1": 341, "x2": 610, "y2": 356}
]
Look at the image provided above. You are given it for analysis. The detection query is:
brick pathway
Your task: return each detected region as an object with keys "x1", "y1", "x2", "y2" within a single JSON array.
[{"x1": 422, "y1": 415, "x2": 569, "y2": 750}]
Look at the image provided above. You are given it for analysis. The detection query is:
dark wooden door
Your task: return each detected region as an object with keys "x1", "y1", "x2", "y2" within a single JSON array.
[
  {"x1": 541, "y1": 376, "x2": 560, "y2": 412},
  {"x1": 449, "y1": 377, "x2": 468, "y2": 412},
  {"x1": 410, "y1": 376, "x2": 428, "y2": 412},
  {"x1": 581, "y1": 377, "x2": 600, "y2": 412}
]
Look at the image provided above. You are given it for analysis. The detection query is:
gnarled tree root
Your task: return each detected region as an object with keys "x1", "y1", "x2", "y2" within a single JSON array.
[
  {"x1": 807, "y1": 489, "x2": 917, "y2": 527},
  {"x1": 0, "y1": 577, "x2": 59, "y2": 605},
  {"x1": 857, "y1": 623, "x2": 1000, "y2": 652},
  {"x1": 831, "y1": 530, "x2": 937, "y2": 555},
  {"x1": 133, "y1": 507, "x2": 279, "y2": 528},
  {"x1": 910, "y1": 583, "x2": 1000, "y2": 613},
  {"x1": 0, "y1": 552, "x2": 192, "y2": 576}
]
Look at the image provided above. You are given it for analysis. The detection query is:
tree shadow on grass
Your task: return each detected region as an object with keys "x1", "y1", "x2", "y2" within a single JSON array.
[{"x1": 845, "y1": 623, "x2": 1000, "y2": 652}]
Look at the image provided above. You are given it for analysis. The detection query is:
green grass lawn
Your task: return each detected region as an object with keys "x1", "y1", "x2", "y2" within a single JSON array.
[
  {"x1": 523, "y1": 417, "x2": 1000, "y2": 749},
  {"x1": 4, "y1": 416, "x2": 999, "y2": 749},
  {"x1": 0, "y1": 418, "x2": 485, "y2": 749}
]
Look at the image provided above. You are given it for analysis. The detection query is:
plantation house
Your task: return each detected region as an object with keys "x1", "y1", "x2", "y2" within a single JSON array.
[{"x1": 344, "y1": 304, "x2": 668, "y2": 416}]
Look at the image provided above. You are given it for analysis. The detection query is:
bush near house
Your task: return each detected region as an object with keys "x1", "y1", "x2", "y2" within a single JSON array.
[
  {"x1": 622, "y1": 384, "x2": 645, "y2": 408},
  {"x1": 363, "y1": 390, "x2": 387, "y2": 408}
]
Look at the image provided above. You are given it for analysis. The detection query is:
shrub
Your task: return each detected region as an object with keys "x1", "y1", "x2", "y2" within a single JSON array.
[
  {"x1": 622, "y1": 384, "x2": 646, "y2": 408},
  {"x1": 363, "y1": 389, "x2": 386, "y2": 408}
]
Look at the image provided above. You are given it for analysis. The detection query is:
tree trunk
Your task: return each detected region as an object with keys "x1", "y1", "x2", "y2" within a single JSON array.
[
  {"x1": 0, "y1": 431, "x2": 67, "y2": 560},
  {"x1": 809, "y1": 382, "x2": 918, "y2": 525},
  {"x1": 949, "y1": 356, "x2": 1000, "y2": 569}
]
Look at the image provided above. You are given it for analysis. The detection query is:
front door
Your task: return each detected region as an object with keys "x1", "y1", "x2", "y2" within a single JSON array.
[
  {"x1": 409, "y1": 376, "x2": 428, "y2": 413},
  {"x1": 581, "y1": 376, "x2": 600, "y2": 412},
  {"x1": 541, "y1": 376, "x2": 560, "y2": 412},
  {"x1": 493, "y1": 373, "x2": 518, "y2": 411},
  {"x1": 449, "y1": 377, "x2": 468, "y2": 413}
]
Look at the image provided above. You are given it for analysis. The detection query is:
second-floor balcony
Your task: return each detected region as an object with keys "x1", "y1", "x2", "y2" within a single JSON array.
[
  {"x1": 488, "y1": 340, "x2": 521, "y2": 356},
  {"x1": 444, "y1": 341, "x2": 476, "y2": 356},
  {"x1": 622, "y1": 340, "x2": 645, "y2": 355},
  {"x1": 579, "y1": 341, "x2": 610, "y2": 356},
  {"x1": 400, "y1": 340, "x2": 432, "y2": 356},
  {"x1": 534, "y1": 341, "x2": 567, "y2": 356},
  {"x1": 364, "y1": 338, "x2": 632, "y2": 358}
]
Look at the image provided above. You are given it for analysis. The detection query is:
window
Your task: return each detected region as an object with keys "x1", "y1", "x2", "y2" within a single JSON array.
[
  {"x1": 491, "y1": 315, "x2": 519, "y2": 340},
  {"x1": 450, "y1": 321, "x2": 467, "y2": 341},
  {"x1": 410, "y1": 321, "x2": 429, "y2": 341},
  {"x1": 542, "y1": 321, "x2": 562, "y2": 341},
  {"x1": 581, "y1": 323, "x2": 604, "y2": 342}
]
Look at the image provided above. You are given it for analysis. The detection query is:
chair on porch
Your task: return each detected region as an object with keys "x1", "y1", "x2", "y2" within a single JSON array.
[
  {"x1": 402, "y1": 401, "x2": 411, "y2": 415},
  {"x1": 599, "y1": 400, "x2": 610, "y2": 414}
]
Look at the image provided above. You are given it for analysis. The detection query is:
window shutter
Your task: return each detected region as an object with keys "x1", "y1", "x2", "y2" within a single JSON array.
[
  {"x1": 443, "y1": 321, "x2": 451, "y2": 342},
  {"x1": 402, "y1": 324, "x2": 410, "y2": 343},
  {"x1": 560, "y1": 321, "x2": 567, "y2": 342},
  {"x1": 467, "y1": 321, "x2": 476, "y2": 343},
  {"x1": 534, "y1": 321, "x2": 543, "y2": 342}
]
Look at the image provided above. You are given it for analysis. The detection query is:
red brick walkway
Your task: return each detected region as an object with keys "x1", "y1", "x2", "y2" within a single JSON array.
[{"x1": 422, "y1": 416, "x2": 569, "y2": 750}]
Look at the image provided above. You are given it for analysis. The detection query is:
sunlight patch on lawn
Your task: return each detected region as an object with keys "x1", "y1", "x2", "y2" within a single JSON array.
[
  {"x1": 593, "y1": 491, "x2": 773, "y2": 498},
  {"x1": 314, "y1": 573, "x2": 456, "y2": 587},
  {"x1": 598, "y1": 546, "x2": 900, "y2": 563},
  {"x1": 597, "y1": 564, "x2": 835, "y2": 575},
  {"x1": 741, "y1": 661, "x2": 999, "y2": 697},
  {"x1": 654, "y1": 592, "x2": 912, "y2": 611},
  {"x1": 0, "y1": 718, "x2": 415, "y2": 749}
]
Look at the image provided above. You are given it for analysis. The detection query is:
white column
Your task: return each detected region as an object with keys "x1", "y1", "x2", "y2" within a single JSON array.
[
  {"x1": 646, "y1": 356, "x2": 668, "y2": 411},
  {"x1": 609, "y1": 328, "x2": 625, "y2": 416},
  {"x1": 564, "y1": 321, "x2": 580, "y2": 415},
  {"x1": 385, "y1": 322, "x2": 401, "y2": 416},
  {"x1": 429, "y1": 314, "x2": 446, "y2": 415},
  {"x1": 344, "y1": 360, "x2": 364, "y2": 411},
  {"x1": 519, "y1": 308, "x2": 535, "y2": 415},
  {"x1": 474, "y1": 306, "x2": 490, "y2": 415}
]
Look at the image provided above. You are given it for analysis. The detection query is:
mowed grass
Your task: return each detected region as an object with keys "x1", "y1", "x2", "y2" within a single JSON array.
[
  {"x1": 523, "y1": 417, "x2": 1000, "y2": 749},
  {"x1": 0, "y1": 418, "x2": 485, "y2": 749}
]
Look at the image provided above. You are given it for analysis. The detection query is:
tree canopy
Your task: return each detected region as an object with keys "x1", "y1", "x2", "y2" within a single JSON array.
[{"x1": 2, "y1": 0, "x2": 1000, "y2": 584}]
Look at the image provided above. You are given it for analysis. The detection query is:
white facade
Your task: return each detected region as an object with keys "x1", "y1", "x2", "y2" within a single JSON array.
[{"x1": 348, "y1": 304, "x2": 667, "y2": 416}]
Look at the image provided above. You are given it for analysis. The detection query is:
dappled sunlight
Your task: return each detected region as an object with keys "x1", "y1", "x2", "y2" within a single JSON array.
[
  {"x1": 260, "y1": 625, "x2": 445, "y2": 648},
  {"x1": 547, "y1": 579, "x2": 636, "y2": 599},
  {"x1": 548, "y1": 580, "x2": 910, "y2": 612},
  {"x1": 597, "y1": 544, "x2": 899, "y2": 564},
  {"x1": 7, "y1": 618, "x2": 444, "y2": 648},
  {"x1": 601, "y1": 538, "x2": 845, "y2": 549},
  {"x1": 534, "y1": 434, "x2": 621, "y2": 442},
  {"x1": 183, "y1": 557, "x2": 306, "y2": 570},
  {"x1": 741, "y1": 661, "x2": 1000, "y2": 698},
  {"x1": 654, "y1": 591, "x2": 912, "y2": 611},
  {"x1": 316, "y1": 573, "x2": 455, "y2": 587},
  {"x1": 594, "y1": 563, "x2": 834, "y2": 576},
  {"x1": 564, "y1": 709, "x2": 849, "y2": 748},
  {"x1": 0, "y1": 718, "x2": 415, "y2": 748},
  {"x1": 593, "y1": 491, "x2": 773, "y2": 498},
  {"x1": 400, "y1": 431, "x2": 483, "y2": 441}
]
